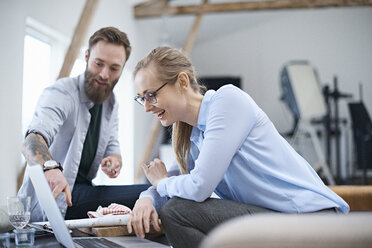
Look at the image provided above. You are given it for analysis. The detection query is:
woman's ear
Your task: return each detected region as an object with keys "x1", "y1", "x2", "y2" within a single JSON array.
[{"x1": 177, "y1": 72, "x2": 190, "y2": 91}]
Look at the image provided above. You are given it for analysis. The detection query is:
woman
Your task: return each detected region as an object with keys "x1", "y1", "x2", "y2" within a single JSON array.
[{"x1": 127, "y1": 46, "x2": 349, "y2": 248}]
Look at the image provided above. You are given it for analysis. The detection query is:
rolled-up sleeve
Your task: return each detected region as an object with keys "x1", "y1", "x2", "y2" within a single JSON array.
[{"x1": 27, "y1": 85, "x2": 74, "y2": 146}]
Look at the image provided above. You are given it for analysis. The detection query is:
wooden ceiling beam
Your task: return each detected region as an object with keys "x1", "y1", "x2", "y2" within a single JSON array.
[
  {"x1": 134, "y1": 0, "x2": 170, "y2": 18},
  {"x1": 134, "y1": 0, "x2": 372, "y2": 18},
  {"x1": 183, "y1": 0, "x2": 208, "y2": 55},
  {"x1": 58, "y1": 0, "x2": 99, "y2": 79}
]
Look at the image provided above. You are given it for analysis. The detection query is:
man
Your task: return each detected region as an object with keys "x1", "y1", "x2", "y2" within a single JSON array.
[{"x1": 18, "y1": 27, "x2": 149, "y2": 222}]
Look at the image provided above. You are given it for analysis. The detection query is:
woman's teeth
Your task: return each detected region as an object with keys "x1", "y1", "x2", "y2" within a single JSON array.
[{"x1": 157, "y1": 110, "x2": 165, "y2": 118}]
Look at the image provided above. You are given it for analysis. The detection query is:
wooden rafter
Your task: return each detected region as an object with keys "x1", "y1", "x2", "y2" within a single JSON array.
[
  {"x1": 183, "y1": 0, "x2": 208, "y2": 55},
  {"x1": 58, "y1": 0, "x2": 100, "y2": 79},
  {"x1": 135, "y1": 0, "x2": 169, "y2": 11},
  {"x1": 134, "y1": 0, "x2": 372, "y2": 18}
]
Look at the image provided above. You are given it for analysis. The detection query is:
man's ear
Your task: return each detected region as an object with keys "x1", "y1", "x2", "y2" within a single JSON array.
[
  {"x1": 85, "y1": 49, "x2": 89, "y2": 62},
  {"x1": 177, "y1": 72, "x2": 190, "y2": 91}
]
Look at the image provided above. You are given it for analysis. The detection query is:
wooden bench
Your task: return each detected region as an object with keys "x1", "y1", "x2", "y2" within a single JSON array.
[{"x1": 329, "y1": 185, "x2": 372, "y2": 211}]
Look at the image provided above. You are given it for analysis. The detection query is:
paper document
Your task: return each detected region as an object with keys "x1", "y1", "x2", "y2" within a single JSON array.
[{"x1": 33, "y1": 214, "x2": 130, "y2": 229}]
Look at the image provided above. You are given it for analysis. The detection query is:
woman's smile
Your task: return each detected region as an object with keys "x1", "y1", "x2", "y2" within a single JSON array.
[{"x1": 156, "y1": 110, "x2": 166, "y2": 120}]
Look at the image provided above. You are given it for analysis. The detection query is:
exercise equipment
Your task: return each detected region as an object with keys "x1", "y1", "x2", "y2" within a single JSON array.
[
  {"x1": 280, "y1": 61, "x2": 335, "y2": 185},
  {"x1": 348, "y1": 84, "x2": 372, "y2": 184}
]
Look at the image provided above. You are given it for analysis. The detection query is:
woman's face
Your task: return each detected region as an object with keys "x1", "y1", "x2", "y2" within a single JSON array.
[{"x1": 134, "y1": 66, "x2": 185, "y2": 127}]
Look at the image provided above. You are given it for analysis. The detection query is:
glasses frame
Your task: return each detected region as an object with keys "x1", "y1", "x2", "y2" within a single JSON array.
[{"x1": 134, "y1": 82, "x2": 168, "y2": 106}]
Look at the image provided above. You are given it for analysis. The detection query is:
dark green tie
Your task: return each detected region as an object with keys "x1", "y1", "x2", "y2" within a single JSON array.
[{"x1": 76, "y1": 104, "x2": 102, "y2": 184}]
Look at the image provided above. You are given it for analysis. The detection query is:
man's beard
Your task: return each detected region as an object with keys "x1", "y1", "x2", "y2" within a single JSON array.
[{"x1": 84, "y1": 69, "x2": 119, "y2": 104}]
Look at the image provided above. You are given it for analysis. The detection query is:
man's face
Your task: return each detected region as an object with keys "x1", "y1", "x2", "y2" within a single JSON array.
[{"x1": 84, "y1": 41, "x2": 127, "y2": 104}]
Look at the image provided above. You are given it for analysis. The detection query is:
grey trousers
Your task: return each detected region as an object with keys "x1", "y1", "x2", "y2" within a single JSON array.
[{"x1": 159, "y1": 197, "x2": 339, "y2": 248}]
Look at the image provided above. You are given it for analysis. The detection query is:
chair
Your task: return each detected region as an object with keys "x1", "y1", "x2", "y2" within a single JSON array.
[
  {"x1": 348, "y1": 102, "x2": 372, "y2": 184},
  {"x1": 281, "y1": 61, "x2": 335, "y2": 185}
]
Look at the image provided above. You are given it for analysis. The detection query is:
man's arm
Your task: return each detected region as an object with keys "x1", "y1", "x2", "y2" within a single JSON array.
[
  {"x1": 104, "y1": 101, "x2": 121, "y2": 157},
  {"x1": 22, "y1": 133, "x2": 72, "y2": 206},
  {"x1": 22, "y1": 133, "x2": 52, "y2": 165}
]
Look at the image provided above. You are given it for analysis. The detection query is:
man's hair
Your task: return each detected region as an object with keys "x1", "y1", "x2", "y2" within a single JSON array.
[{"x1": 88, "y1": 26, "x2": 131, "y2": 62}]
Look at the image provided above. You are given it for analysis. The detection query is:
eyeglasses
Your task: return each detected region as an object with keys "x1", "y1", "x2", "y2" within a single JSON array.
[{"x1": 134, "y1": 82, "x2": 168, "y2": 106}]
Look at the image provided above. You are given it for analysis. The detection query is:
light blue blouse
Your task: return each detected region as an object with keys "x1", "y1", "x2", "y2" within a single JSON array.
[{"x1": 140, "y1": 85, "x2": 349, "y2": 213}]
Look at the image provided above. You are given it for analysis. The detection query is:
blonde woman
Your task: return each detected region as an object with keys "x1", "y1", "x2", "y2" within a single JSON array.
[{"x1": 128, "y1": 46, "x2": 349, "y2": 248}]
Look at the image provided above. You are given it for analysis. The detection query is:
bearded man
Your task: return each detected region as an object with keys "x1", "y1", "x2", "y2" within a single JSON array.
[{"x1": 18, "y1": 27, "x2": 149, "y2": 222}]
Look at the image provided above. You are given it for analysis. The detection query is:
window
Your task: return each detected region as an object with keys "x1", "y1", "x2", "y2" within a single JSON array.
[
  {"x1": 22, "y1": 17, "x2": 70, "y2": 135},
  {"x1": 22, "y1": 34, "x2": 52, "y2": 135}
]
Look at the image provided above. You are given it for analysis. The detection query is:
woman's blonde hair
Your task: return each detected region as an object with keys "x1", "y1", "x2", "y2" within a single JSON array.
[{"x1": 134, "y1": 46, "x2": 206, "y2": 174}]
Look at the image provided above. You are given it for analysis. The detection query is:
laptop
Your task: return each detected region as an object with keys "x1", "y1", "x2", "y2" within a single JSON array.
[{"x1": 28, "y1": 164, "x2": 168, "y2": 248}]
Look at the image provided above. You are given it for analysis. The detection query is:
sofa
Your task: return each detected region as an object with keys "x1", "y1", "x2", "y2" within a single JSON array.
[{"x1": 201, "y1": 186, "x2": 372, "y2": 248}]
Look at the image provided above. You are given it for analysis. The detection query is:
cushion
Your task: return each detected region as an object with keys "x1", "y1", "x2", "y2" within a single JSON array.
[{"x1": 200, "y1": 213, "x2": 372, "y2": 248}]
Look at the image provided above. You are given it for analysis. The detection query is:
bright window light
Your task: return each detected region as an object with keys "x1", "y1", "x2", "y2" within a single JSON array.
[
  {"x1": 22, "y1": 35, "x2": 51, "y2": 135},
  {"x1": 70, "y1": 48, "x2": 86, "y2": 77},
  {"x1": 70, "y1": 59, "x2": 86, "y2": 77}
]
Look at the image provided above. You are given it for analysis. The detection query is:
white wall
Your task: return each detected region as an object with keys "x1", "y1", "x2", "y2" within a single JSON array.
[
  {"x1": 188, "y1": 7, "x2": 372, "y2": 178},
  {"x1": 0, "y1": 0, "x2": 26, "y2": 205},
  {"x1": 133, "y1": 7, "x2": 372, "y2": 180},
  {"x1": 190, "y1": 7, "x2": 372, "y2": 132}
]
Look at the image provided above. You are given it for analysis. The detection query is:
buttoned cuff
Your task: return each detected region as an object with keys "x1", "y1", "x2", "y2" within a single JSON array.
[{"x1": 156, "y1": 177, "x2": 169, "y2": 197}]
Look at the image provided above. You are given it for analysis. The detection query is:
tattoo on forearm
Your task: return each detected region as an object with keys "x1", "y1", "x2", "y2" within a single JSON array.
[{"x1": 22, "y1": 134, "x2": 52, "y2": 165}]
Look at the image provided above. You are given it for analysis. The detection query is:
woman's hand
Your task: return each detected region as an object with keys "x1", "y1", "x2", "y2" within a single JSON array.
[
  {"x1": 142, "y1": 158, "x2": 168, "y2": 187},
  {"x1": 127, "y1": 198, "x2": 161, "y2": 238}
]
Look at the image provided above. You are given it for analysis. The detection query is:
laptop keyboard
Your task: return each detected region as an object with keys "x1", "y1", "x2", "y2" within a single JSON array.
[{"x1": 74, "y1": 238, "x2": 126, "y2": 248}]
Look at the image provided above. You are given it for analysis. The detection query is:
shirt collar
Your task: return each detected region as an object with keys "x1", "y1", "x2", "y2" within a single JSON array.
[
  {"x1": 196, "y1": 89, "x2": 215, "y2": 132},
  {"x1": 190, "y1": 89, "x2": 215, "y2": 143}
]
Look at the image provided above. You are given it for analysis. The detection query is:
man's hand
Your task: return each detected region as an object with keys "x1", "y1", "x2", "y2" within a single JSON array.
[
  {"x1": 101, "y1": 154, "x2": 122, "y2": 178},
  {"x1": 142, "y1": 158, "x2": 168, "y2": 188},
  {"x1": 44, "y1": 169, "x2": 72, "y2": 206},
  {"x1": 22, "y1": 132, "x2": 72, "y2": 206},
  {"x1": 127, "y1": 198, "x2": 161, "y2": 238}
]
